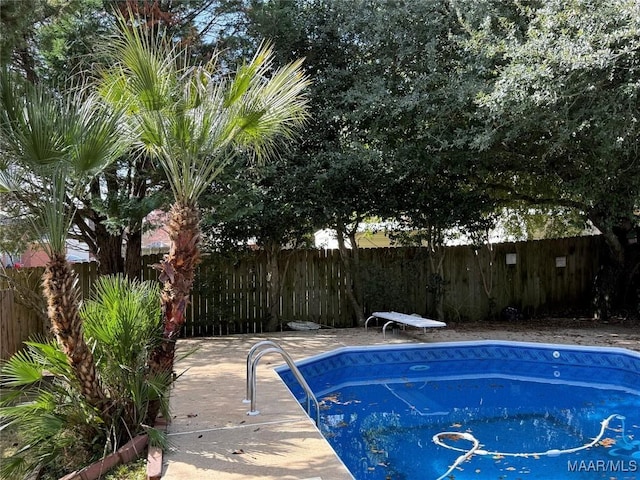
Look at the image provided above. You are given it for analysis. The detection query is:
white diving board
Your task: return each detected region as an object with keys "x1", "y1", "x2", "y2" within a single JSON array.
[{"x1": 364, "y1": 311, "x2": 446, "y2": 338}]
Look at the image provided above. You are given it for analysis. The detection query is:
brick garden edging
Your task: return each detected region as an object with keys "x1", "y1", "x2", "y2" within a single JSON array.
[
  {"x1": 57, "y1": 414, "x2": 169, "y2": 480},
  {"x1": 146, "y1": 416, "x2": 168, "y2": 480},
  {"x1": 59, "y1": 434, "x2": 148, "y2": 480}
]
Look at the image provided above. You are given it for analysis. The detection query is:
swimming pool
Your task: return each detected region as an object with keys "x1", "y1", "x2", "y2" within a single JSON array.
[{"x1": 275, "y1": 341, "x2": 640, "y2": 479}]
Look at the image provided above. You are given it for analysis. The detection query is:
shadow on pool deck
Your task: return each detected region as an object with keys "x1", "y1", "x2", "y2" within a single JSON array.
[
  {"x1": 160, "y1": 328, "x2": 415, "y2": 480},
  {"x1": 160, "y1": 325, "x2": 640, "y2": 480}
]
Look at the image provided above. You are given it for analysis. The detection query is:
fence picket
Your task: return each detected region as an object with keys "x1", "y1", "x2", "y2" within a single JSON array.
[{"x1": 1, "y1": 236, "x2": 605, "y2": 356}]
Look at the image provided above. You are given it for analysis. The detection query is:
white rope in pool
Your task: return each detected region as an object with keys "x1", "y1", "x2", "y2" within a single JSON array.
[{"x1": 432, "y1": 413, "x2": 625, "y2": 480}]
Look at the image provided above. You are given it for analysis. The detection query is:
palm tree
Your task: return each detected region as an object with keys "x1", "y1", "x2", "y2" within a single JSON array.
[
  {"x1": 1, "y1": 275, "x2": 168, "y2": 479},
  {"x1": 0, "y1": 73, "x2": 129, "y2": 411},
  {"x1": 100, "y1": 14, "x2": 309, "y2": 376}
]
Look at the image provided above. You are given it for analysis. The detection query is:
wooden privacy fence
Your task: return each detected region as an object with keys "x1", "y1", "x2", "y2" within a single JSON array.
[
  {"x1": 181, "y1": 235, "x2": 602, "y2": 334},
  {"x1": 0, "y1": 290, "x2": 49, "y2": 360},
  {"x1": 184, "y1": 248, "x2": 351, "y2": 336},
  {"x1": 357, "y1": 235, "x2": 602, "y2": 323},
  {"x1": 1, "y1": 235, "x2": 603, "y2": 356}
]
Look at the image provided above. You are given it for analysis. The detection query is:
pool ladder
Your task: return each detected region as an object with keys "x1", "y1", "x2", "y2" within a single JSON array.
[{"x1": 243, "y1": 340, "x2": 320, "y2": 425}]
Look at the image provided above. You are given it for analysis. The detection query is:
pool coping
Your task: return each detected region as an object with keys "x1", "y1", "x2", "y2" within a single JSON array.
[
  {"x1": 160, "y1": 326, "x2": 640, "y2": 480},
  {"x1": 276, "y1": 339, "x2": 640, "y2": 402},
  {"x1": 160, "y1": 329, "x2": 408, "y2": 480},
  {"x1": 275, "y1": 339, "x2": 640, "y2": 369}
]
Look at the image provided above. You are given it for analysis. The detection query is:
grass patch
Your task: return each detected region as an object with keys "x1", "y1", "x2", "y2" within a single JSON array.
[
  {"x1": 102, "y1": 457, "x2": 147, "y2": 480},
  {"x1": 0, "y1": 423, "x2": 19, "y2": 459}
]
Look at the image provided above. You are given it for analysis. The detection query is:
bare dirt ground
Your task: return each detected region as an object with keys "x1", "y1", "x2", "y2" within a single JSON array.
[{"x1": 418, "y1": 317, "x2": 640, "y2": 351}]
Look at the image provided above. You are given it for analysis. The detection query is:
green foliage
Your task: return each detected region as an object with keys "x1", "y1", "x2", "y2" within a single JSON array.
[
  {"x1": 81, "y1": 276, "x2": 169, "y2": 435},
  {"x1": 243, "y1": 0, "x2": 496, "y2": 241},
  {"x1": 501, "y1": 207, "x2": 592, "y2": 241},
  {"x1": 100, "y1": 13, "x2": 309, "y2": 206},
  {"x1": 0, "y1": 276, "x2": 168, "y2": 480},
  {"x1": 201, "y1": 154, "x2": 318, "y2": 252},
  {"x1": 35, "y1": 0, "x2": 108, "y2": 84},
  {"x1": 0, "y1": 339, "x2": 101, "y2": 479},
  {"x1": 83, "y1": 275, "x2": 161, "y2": 372},
  {"x1": 0, "y1": 71, "x2": 130, "y2": 256},
  {"x1": 0, "y1": 207, "x2": 37, "y2": 262},
  {"x1": 0, "y1": 0, "x2": 52, "y2": 80},
  {"x1": 360, "y1": 258, "x2": 422, "y2": 315},
  {"x1": 467, "y1": 0, "x2": 640, "y2": 232}
]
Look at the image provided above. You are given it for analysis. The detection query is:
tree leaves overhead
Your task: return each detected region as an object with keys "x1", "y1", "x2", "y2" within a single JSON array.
[
  {"x1": 243, "y1": 0, "x2": 494, "y2": 245},
  {"x1": 467, "y1": 0, "x2": 640, "y2": 232}
]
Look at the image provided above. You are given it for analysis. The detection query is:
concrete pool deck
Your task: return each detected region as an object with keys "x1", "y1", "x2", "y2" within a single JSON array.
[{"x1": 160, "y1": 322, "x2": 640, "y2": 480}]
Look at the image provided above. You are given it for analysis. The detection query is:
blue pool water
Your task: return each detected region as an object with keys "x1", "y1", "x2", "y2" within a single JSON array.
[{"x1": 276, "y1": 341, "x2": 640, "y2": 479}]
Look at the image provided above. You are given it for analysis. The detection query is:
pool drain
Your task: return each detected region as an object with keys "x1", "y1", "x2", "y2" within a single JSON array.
[{"x1": 409, "y1": 365, "x2": 430, "y2": 371}]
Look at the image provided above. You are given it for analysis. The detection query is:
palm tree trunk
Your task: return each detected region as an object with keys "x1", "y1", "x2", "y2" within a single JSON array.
[
  {"x1": 42, "y1": 253, "x2": 106, "y2": 410},
  {"x1": 149, "y1": 201, "x2": 201, "y2": 375}
]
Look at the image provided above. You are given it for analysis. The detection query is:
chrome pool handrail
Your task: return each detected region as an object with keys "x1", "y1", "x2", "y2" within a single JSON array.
[
  {"x1": 244, "y1": 341, "x2": 320, "y2": 425},
  {"x1": 244, "y1": 340, "x2": 283, "y2": 403}
]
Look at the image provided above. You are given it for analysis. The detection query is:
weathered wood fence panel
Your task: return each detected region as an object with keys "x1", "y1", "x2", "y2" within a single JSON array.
[
  {"x1": 423, "y1": 236, "x2": 602, "y2": 321},
  {"x1": 0, "y1": 290, "x2": 48, "y2": 360},
  {"x1": 1, "y1": 236, "x2": 604, "y2": 354}
]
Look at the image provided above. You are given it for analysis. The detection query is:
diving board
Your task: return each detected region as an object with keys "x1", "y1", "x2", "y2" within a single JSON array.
[{"x1": 364, "y1": 311, "x2": 446, "y2": 338}]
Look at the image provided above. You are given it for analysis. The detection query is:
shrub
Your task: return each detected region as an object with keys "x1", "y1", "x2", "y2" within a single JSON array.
[{"x1": 0, "y1": 275, "x2": 170, "y2": 480}]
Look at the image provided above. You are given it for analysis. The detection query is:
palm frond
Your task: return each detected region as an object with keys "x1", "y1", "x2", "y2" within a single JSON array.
[
  {"x1": 66, "y1": 92, "x2": 130, "y2": 181},
  {"x1": 223, "y1": 42, "x2": 274, "y2": 108},
  {"x1": 0, "y1": 339, "x2": 73, "y2": 391},
  {"x1": 145, "y1": 424, "x2": 170, "y2": 450},
  {"x1": 0, "y1": 349, "x2": 43, "y2": 388},
  {"x1": 31, "y1": 169, "x2": 74, "y2": 255},
  {"x1": 23, "y1": 340, "x2": 74, "y2": 379},
  {"x1": 0, "y1": 72, "x2": 68, "y2": 170},
  {"x1": 159, "y1": 98, "x2": 236, "y2": 202},
  {"x1": 82, "y1": 275, "x2": 161, "y2": 371},
  {"x1": 80, "y1": 274, "x2": 167, "y2": 432},
  {"x1": 229, "y1": 57, "x2": 310, "y2": 161},
  {"x1": 0, "y1": 453, "x2": 31, "y2": 480},
  {"x1": 0, "y1": 386, "x2": 99, "y2": 477},
  {"x1": 100, "y1": 13, "x2": 309, "y2": 206},
  {"x1": 0, "y1": 69, "x2": 130, "y2": 257},
  {"x1": 0, "y1": 167, "x2": 19, "y2": 193}
]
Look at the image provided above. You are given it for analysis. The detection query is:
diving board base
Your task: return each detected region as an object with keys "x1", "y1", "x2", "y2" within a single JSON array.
[{"x1": 364, "y1": 311, "x2": 446, "y2": 338}]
